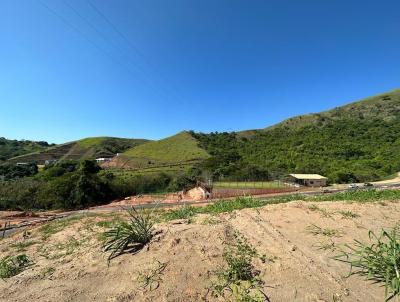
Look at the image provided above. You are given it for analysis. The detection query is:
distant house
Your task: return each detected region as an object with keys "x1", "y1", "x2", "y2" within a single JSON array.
[
  {"x1": 95, "y1": 157, "x2": 112, "y2": 163},
  {"x1": 289, "y1": 174, "x2": 327, "y2": 187}
]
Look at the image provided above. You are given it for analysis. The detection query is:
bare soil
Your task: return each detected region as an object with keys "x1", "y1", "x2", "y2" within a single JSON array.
[{"x1": 0, "y1": 199, "x2": 399, "y2": 302}]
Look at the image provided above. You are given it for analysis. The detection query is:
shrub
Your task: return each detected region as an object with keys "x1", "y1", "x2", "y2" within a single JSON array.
[
  {"x1": 0, "y1": 254, "x2": 31, "y2": 278},
  {"x1": 211, "y1": 232, "x2": 267, "y2": 301},
  {"x1": 334, "y1": 228, "x2": 400, "y2": 301},
  {"x1": 103, "y1": 208, "x2": 154, "y2": 261}
]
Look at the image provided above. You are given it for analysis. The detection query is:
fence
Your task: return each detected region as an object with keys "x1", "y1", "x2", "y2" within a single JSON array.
[{"x1": 211, "y1": 187, "x2": 297, "y2": 199}]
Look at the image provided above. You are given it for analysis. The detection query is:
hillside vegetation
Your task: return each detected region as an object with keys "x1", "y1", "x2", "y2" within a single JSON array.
[
  {"x1": 3, "y1": 89, "x2": 400, "y2": 183},
  {"x1": 0, "y1": 138, "x2": 54, "y2": 161},
  {"x1": 6, "y1": 137, "x2": 148, "y2": 165},
  {"x1": 192, "y1": 89, "x2": 400, "y2": 183},
  {"x1": 114, "y1": 132, "x2": 210, "y2": 170}
]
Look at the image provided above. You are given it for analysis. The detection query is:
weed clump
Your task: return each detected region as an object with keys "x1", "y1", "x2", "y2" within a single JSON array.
[
  {"x1": 338, "y1": 210, "x2": 360, "y2": 219},
  {"x1": 211, "y1": 232, "x2": 268, "y2": 301},
  {"x1": 103, "y1": 207, "x2": 154, "y2": 261},
  {"x1": 306, "y1": 224, "x2": 341, "y2": 237},
  {"x1": 334, "y1": 228, "x2": 400, "y2": 301},
  {"x1": 0, "y1": 254, "x2": 31, "y2": 278},
  {"x1": 137, "y1": 259, "x2": 168, "y2": 291},
  {"x1": 165, "y1": 204, "x2": 196, "y2": 221}
]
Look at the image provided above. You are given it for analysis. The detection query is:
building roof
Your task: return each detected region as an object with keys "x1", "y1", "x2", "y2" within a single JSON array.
[{"x1": 289, "y1": 174, "x2": 327, "y2": 180}]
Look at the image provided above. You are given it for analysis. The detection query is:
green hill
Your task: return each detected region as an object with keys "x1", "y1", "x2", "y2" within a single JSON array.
[
  {"x1": 6, "y1": 137, "x2": 148, "y2": 165},
  {"x1": 192, "y1": 89, "x2": 400, "y2": 183},
  {"x1": 112, "y1": 131, "x2": 210, "y2": 171},
  {"x1": 270, "y1": 89, "x2": 400, "y2": 129},
  {"x1": 4, "y1": 89, "x2": 400, "y2": 183},
  {"x1": 0, "y1": 138, "x2": 54, "y2": 161}
]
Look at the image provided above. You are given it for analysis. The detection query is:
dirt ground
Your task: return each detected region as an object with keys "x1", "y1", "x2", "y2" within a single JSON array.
[{"x1": 0, "y1": 199, "x2": 399, "y2": 302}]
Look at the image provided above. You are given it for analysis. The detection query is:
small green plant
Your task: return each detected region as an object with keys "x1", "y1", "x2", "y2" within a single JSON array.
[
  {"x1": 306, "y1": 224, "x2": 341, "y2": 237},
  {"x1": 201, "y1": 216, "x2": 221, "y2": 225},
  {"x1": 96, "y1": 214, "x2": 125, "y2": 228},
  {"x1": 307, "y1": 204, "x2": 320, "y2": 211},
  {"x1": 307, "y1": 204, "x2": 332, "y2": 218},
  {"x1": 165, "y1": 204, "x2": 196, "y2": 221},
  {"x1": 38, "y1": 267, "x2": 55, "y2": 279},
  {"x1": 10, "y1": 240, "x2": 38, "y2": 252},
  {"x1": 334, "y1": 228, "x2": 400, "y2": 301},
  {"x1": 0, "y1": 254, "x2": 31, "y2": 278},
  {"x1": 137, "y1": 259, "x2": 168, "y2": 291},
  {"x1": 55, "y1": 237, "x2": 82, "y2": 256},
  {"x1": 103, "y1": 207, "x2": 154, "y2": 261},
  {"x1": 210, "y1": 232, "x2": 268, "y2": 301},
  {"x1": 313, "y1": 240, "x2": 336, "y2": 251},
  {"x1": 39, "y1": 215, "x2": 83, "y2": 240},
  {"x1": 338, "y1": 210, "x2": 360, "y2": 219}
]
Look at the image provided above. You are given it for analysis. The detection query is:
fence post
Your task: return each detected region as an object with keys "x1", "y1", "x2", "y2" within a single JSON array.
[{"x1": 1, "y1": 222, "x2": 8, "y2": 239}]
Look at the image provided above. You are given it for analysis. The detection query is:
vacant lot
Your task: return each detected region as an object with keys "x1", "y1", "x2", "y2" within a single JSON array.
[{"x1": 0, "y1": 198, "x2": 399, "y2": 301}]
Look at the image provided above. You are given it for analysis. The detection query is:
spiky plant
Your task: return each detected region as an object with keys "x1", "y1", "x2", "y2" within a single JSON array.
[
  {"x1": 334, "y1": 228, "x2": 400, "y2": 301},
  {"x1": 103, "y1": 207, "x2": 154, "y2": 261}
]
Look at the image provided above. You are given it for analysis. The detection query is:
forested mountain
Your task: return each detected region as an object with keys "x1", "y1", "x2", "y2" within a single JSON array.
[{"x1": 191, "y1": 89, "x2": 400, "y2": 183}]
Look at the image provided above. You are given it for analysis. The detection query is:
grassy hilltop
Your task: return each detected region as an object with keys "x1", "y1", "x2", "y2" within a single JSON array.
[{"x1": 108, "y1": 132, "x2": 210, "y2": 173}]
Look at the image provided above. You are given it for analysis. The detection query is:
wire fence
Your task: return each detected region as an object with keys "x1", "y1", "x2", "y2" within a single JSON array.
[{"x1": 211, "y1": 187, "x2": 297, "y2": 199}]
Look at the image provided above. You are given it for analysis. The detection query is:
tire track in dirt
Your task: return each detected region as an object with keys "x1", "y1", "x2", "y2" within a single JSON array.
[{"x1": 230, "y1": 209, "x2": 364, "y2": 302}]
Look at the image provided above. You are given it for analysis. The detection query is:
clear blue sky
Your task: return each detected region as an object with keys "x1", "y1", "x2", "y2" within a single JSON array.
[{"x1": 1, "y1": 0, "x2": 399, "y2": 143}]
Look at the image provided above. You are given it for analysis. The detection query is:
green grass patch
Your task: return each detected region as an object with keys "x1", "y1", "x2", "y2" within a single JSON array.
[
  {"x1": 39, "y1": 215, "x2": 85, "y2": 240},
  {"x1": 306, "y1": 224, "x2": 342, "y2": 237},
  {"x1": 338, "y1": 210, "x2": 360, "y2": 219},
  {"x1": 55, "y1": 237, "x2": 82, "y2": 255},
  {"x1": 96, "y1": 215, "x2": 125, "y2": 228},
  {"x1": 164, "y1": 204, "x2": 197, "y2": 221},
  {"x1": 0, "y1": 254, "x2": 32, "y2": 278},
  {"x1": 10, "y1": 240, "x2": 38, "y2": 252},
  {"x1": 312, "y1": 189, "x2": 400, "y2": 202}
]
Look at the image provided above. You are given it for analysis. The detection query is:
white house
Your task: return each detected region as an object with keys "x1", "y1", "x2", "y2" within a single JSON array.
[{"x1": 289, "y1": 174, "x2": 328, "y2": 187}]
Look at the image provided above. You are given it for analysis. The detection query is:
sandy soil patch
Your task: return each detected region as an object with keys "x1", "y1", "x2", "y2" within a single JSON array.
[{"x1": 0, "y1": 200, "x2": 399, "y2": 301}]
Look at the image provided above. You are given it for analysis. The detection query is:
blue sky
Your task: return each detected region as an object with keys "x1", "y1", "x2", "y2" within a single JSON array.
[{"x1": 1, "y1": 0, "x2": 399, "y2": 143}]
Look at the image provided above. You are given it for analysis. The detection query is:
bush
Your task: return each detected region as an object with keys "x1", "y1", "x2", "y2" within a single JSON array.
[
  {"x1": 0, "y1": 160, "x2": 113, "y2": 210},
  {"x1": 0, "y1": 254, "x2": 31, "y2": 278},
  {"x1": 0, "y1": 163, "x2": 38, "y2": 180},
  {"x1": 211, "y1": 232, "x2": 267, "y2": 301},
  {"x1": 103, "y1": 208, "x2": 154, "y2": 261},
  {"x1": 0, "y1": 178, "x2": 44, "y2": 210},
  {"x1": 334, "y1": 228, "x2": 400, "y2": 301}
]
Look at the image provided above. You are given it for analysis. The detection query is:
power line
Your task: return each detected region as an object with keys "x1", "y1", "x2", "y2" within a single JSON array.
[
  {"x1": 62, "y1": 0, "x2": 151, "y2": 78},
  {"x1": 86, "y1": 0, "x2": 185, "y2": 103},
  {"x1": 40, "y1": 0, "x2": 183, "y2": 103},
  {"x1": 39, "y1": 0, "x2": 117, "y2": 64},
  {"x1": 38, "y1": 0, "x2": 161, "y2": 90}
]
